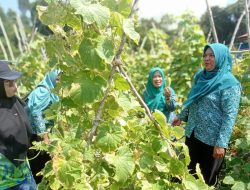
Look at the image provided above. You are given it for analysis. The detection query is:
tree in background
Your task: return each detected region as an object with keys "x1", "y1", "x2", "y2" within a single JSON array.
[{"x1": 200, "y1": 0, "x2": 247, "y2": 46}]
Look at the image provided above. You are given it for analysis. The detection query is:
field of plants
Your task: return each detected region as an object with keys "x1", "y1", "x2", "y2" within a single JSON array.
[{"x1": 2, "y1": 0, "x2": 249, "y2": 189}]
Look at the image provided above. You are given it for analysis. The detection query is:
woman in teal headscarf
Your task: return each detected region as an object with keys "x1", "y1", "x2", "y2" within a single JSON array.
[
  {"x1": 172, "y1": 43, "x2": 241, "y2": 186},
  {"x1": 26, "y1": 70, "x2": 61, "y2": 184},
  {"x1": 143, "y1": 67, "x2": 176, "y2": 123}
]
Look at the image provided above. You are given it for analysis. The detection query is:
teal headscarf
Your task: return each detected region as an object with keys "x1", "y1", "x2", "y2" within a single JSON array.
[
  {"x1": 143, "y1": 67, "x2": 166, "y2": 112},
  {"x1": 183, "y1": 43, "x2": 240, "y2": 109},
  {"x1": 27, "y1": 70, "x2": 60, "y2": 114}
]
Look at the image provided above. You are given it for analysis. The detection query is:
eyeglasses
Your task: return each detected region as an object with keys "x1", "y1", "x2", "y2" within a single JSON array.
[{"x1": 4, "y1": 80, "x2": 16, "y2": 87}]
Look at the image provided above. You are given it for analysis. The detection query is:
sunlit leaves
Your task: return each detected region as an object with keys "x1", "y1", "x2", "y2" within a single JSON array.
[
  {"x1": 123, "y1": 19, "x2": 140, "y2": 44},
  {"x1": 105, "y1": 146, "x2": 135, "y2": 183},
  {"x1": 114, "y1": 73, "x2": 130, "y2": 90},
  {"x1": 70, "y1": 0, "x2": 110, "y2": 29},
  {"x1": 96, "y1": 37, "x2": 115, "y2": 64},
  {"x1": 96, "y1": 123, "x2": 123, "y2": 152}
]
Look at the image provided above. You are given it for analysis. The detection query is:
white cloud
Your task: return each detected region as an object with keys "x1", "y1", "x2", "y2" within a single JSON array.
[{"x1": 137, "y1": 0, "x2": 236, "y2": 19}]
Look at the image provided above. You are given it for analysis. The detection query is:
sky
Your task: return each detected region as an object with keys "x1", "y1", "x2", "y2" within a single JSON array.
[{"x1": 0, "y1": 0, "x2": 238, "y2": 19}]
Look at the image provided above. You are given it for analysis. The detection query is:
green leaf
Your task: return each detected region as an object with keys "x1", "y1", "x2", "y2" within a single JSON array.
[
  {"x1": 223, "y1": 176, "x2": 235, "y2": 185},
  {"x1": 139, "y1": 153, "x2": 154, "y2": 173},
  {"x1": 37, "y1": 4, "x2": 67, "y2": 26},
  {"x1": 79, "y1": 38, "x2": 106, "y2": 70},
  {"x1": 123, "y1": 19, "x2": 140, "y2": 44},
  {"x1": 152, "y1": 138, "x2": 163, "y2": 153},
  {"x1": 116, "y1": 93, "x2": 140, "y2": 112},
  {"x1": 117, "y1": 0, "x2": 133, "y2": 17},
  {"x1": 114, "y1": 73, "x2": 130, "y2": 90},
  {"x1": 105, "y1": 146, "x2": 135, "y2": 183},
  {"x1": 183, "y1": 174, "x2": 208, "y2": 190},
  {"x1": 72, "y1": 71, "x2": 106, "y2": 104},
  {"x1": 171, "y1": 126, "x2": 185, "y2": 140},
  {"x1": 231, "y1": 182, "x2": 246, "y2": 190},
  {"x1": 71, "y1": 0, "x2": 110, "y2": 29},
  {"x1": 96, "y1": 37, "x2": 115, "y2": 64},
  {"x1": 153, "y1": 110, "x2": 167, "y2": 128},
  {"x1": 169, "y1": 158, "x2": 185, "y2": 176},
  {"x1": 96, "y1": 125, "x2": 123, "y2": 152}
]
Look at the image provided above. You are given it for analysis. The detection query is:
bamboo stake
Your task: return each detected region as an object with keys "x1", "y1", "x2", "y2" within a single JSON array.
[
  {"x1": 245, "y1": 0, "x2": 250, "y2": 50},
  {"x1": 0, "y1": 17, "x2": 15, "y2": 61},
  {"x1": 229, "y1": 0, "x2": 250, "y2": 50},
  {"x1": 206, "y1": 28, "x2": 212, "y2": 43},
  {"x1": 13, "y1": 24, "x2": 24, "y2": 54},
  {"x1": 0, "y1": 38, "x2": 9, "y2": 60},
  {"x1": 205, "y1": 0, "x2": 219, "y2": 43},
  {"x1": 229, "y1": 11, "x2": 246, "y2": 50},
  {"x1": 16, "y1": 15, "x2": 29, "y2": 52}
]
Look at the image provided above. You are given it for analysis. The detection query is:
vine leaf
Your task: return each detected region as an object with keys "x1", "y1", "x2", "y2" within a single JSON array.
[
  {"x1": 71, "y1": 71, "x2": 106, "y2": 104},
  {"x1": 123, "y1": 19, "x2": 140, "y2": 44},
  {"x1": 96, "y1": 36, "x2": 115, "y2": 64},
  {"x1": 105, "y1": 146, "x2": 135, "y2": 183},
  {"x1": 71, "y1": 0, "x2": 110, "y2": 29},
  {"x1": 79, "y1": 38, "x2": 106, "y2": 70},
  {"x1": 96, "y1": 125, "x2": 123, "y2": 152}
]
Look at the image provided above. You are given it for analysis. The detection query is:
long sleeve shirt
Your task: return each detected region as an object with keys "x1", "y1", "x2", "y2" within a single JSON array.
[
  {"x1": 179, "y1": 85, "x2": 241, "y2": 148},
  {"x1": 163, "y1": 87, "x2": 176, "y2": 123}
]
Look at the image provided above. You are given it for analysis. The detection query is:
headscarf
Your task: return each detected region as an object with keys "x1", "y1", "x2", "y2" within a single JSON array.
[
  {"x1": 27, "y1": 70, "x2": 60, "y2": 114},
  {"x1": 143, "y1": 67, "x2": 166, "y2": 112},
  {"x1": 183, "y1": 43, "x2": 240, "y2": 109},
  {"x1": 0, "y1": 79, "x2": 7, "y2": 98}
]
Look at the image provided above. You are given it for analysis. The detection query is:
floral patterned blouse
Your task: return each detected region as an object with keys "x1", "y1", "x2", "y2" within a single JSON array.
[
  {"x1": 179, "y1": 85, "x2": 241, "y2": 148},
  {"x1": 0, "y1": 153, "x2": 33, "y2": 189}
]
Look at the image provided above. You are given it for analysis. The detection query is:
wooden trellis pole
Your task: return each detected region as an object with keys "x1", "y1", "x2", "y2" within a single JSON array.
[
  {"x1": 13, "y1": 24, "x2": 24, "y2": 54},
  {"x1": 16, "y1": 15, "x2": 29, "y2": 52},
  {"x1": 205, "y1": 0, "x2": 219, "y2": 43},
  {"x1": 206, "y1": 28, "x2": 212, "y2": 43},
  {"x1": 246, "y1": 0, "x2": 250, "y2": 49},
  {"x1": 229, "y1": 10, "x2": 247, "y2": 50},
  {"x1": 0, "y1": 38, "x2": 9, "y2": 60},
  {"x1": 0, "y1": 17, "x2": 15, "y2": 61}
]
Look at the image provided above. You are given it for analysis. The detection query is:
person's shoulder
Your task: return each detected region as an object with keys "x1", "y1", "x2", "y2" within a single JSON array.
[{"x1": 221, "y1": 84, "x2": 241, "y2": 95}]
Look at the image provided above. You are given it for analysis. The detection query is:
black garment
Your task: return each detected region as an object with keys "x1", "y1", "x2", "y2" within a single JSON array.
[
  {"x1": 27, "y1": 134, "x2": 51, "y2": 184},
  {"x1": 185, "y1": 132, "x2": 224, "y2": 186},
  {"x1": 0, "y1": 79, "x2": 32, "y2": 166}
]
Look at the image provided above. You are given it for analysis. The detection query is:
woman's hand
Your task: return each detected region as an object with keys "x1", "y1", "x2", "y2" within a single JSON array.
[
  {"x1": 43, "y1": 133, "x2": 50, "y2": 144},
  {"x1": 213, "y1": 146, "x2": 225, "y2": 158},
  {"x1": 172, "y1": 117, "x2": 181, "y2": 126},
  {"x1": 164, "y1": 87, "x2": 171, "y2": 102}
]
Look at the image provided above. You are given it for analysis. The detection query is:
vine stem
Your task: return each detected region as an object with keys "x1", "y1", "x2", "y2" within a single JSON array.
[{"x1": 87, "y1": 0, "x2": 139, "y2": 145}]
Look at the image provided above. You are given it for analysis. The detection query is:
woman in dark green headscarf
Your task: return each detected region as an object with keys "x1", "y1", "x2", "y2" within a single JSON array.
[{"x1": 143, "y1": 67, "x2": 176, "y2": 123}]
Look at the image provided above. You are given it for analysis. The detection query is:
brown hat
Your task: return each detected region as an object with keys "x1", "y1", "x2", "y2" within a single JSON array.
[{"x1": 0, "y1": 61, "x2": 21, "y2": 80}]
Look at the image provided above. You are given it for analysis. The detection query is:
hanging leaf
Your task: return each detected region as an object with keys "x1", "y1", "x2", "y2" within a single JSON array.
[
  {"x1": 79, "y1": 38, "x2": 106, "y2": 70},
  {"x1": 123, "y1": 19, "x2": 140, "y2": 44}
]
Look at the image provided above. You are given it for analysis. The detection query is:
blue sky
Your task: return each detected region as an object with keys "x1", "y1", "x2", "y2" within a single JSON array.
[
  {"x1": 0, "y1": 0, "x2": 19, "y2": 13},
  {"x1": 0, "y1": 0, "x2": 238, "y2": 19}
]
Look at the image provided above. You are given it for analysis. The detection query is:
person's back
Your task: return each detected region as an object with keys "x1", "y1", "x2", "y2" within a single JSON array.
[{"x1": 26, "y1": 70, "x2": 60, "y2": 184}]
